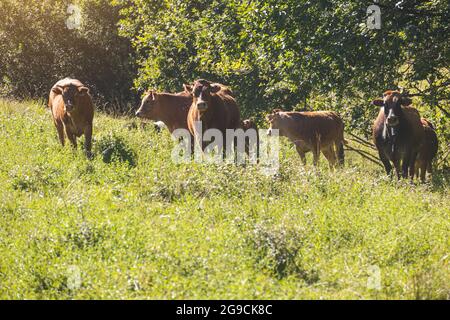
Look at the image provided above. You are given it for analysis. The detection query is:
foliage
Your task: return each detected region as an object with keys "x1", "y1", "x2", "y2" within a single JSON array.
[
  {"x1": 0, "y1": 100, "x2": 448, "y2": 299},
  {"x1": 1, "y1": 1, "x2": 448, "y2": 142},
  {"x1": 95, "y1": 133, "x2": 137, "y2": 167},
  {"x1": 115, "y1": 0, "x2": 449, "y2": 134},
  {"x1": 0, "y1": 0, "x2": 137, "y2": 109}
]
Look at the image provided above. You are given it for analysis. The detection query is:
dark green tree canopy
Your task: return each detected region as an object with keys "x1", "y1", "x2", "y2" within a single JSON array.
[
  {"x1": 0, "y1": 0, "x2": 448, "y2": 139},
  {"x1": 115, "y1": 0, "x2": 449, "y2": 118}
]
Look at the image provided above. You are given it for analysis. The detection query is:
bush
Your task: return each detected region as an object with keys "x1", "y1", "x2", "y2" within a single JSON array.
[
  {"x1": 0, "y1": 0, "x2": 137, "y2": 110},
  {"x1": 95, "y1": 133, "x2": 137, "y2": 167}
]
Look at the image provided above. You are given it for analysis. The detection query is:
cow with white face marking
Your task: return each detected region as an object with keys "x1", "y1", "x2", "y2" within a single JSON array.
[
  {"x1": 372, "y1": 90, "x2": 424, "y2": 179},
  {"x1": 185, "y1": 79, "x2": 240, "y2": 153}
]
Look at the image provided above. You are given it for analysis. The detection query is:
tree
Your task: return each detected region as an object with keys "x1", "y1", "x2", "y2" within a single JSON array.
[
  {"x1": 0, "y1": 0, "x2": 137, "y2": 109},
  {"x1": 116, "y1": 0, "x2": 448, "y2": 118}
]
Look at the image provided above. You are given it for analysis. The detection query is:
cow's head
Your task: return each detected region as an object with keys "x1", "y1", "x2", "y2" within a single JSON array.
[
  {"x1": 184, "y1": 79, "x2": 221, "y2": 112},
  {"x1": 266, "y1": 109, "x2": 283, "y2": 136},
  {"x1": 52, "y1": 84, "x2": 89, "y2": 112},
  {"x1": 135, "y1": 90, "x2": 159, "y2": 119},
  {"x1": 372, "y1": 90, "x2": 412, "y2": 128}
]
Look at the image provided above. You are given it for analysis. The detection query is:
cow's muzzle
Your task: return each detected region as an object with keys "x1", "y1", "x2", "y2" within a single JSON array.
[
  {"x1": 65, "y1": 103, "x2": 74, "y2": 112},
  {"x1": 386, "y1": 116, "x2": 399, "y2": 127},
  {"x1": 196, "y1": 101, "x2": 208, "y2": 112}
]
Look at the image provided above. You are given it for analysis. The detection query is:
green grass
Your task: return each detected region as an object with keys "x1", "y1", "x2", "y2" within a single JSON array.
[{"x1": 0, "y1": 99, "x2": 448, "y2": 299}]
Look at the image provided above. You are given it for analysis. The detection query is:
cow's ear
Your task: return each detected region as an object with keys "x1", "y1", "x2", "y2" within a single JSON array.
[
  {"x1": 210, "y1": 84, "x2": 221, "y2": 94},
  {"x1": 400, "y1": 96, "x2": 412, "y2": 106},
  {"x1": 78, "y1": 86, "x2": 89, "y2": 96},
  {"x1": 183, "y1": 84, "x2": 193, "y2": 94},
  {"x1": 52, "y1": 86, "x2": 63, "y2": 95},
  {"x1": 372, "y1": 99, "x2": 384, "y2": 107}
]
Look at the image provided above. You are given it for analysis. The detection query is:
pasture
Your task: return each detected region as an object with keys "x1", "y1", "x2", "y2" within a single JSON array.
[{"x1": 0, "y1": 99, "x2": 448, "y2": 299}]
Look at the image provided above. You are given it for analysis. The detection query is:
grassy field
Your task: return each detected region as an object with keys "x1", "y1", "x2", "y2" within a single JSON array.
[{"x1": 0, "y1": 99, "x2": 448, "y2": 299}]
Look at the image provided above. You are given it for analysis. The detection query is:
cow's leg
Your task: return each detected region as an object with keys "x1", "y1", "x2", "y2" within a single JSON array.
[
  {"x1": 402, "y1": 159, "x2": 409, "y2": 179},
  {"x1": 55, "y1": 121, "x2": 65, "y2": 146},
  {"x1": 84, "y1": 124, "x2": 93, "y2": 158},
  {"x1": 220, "y1": 135, "x2": 227, "y2": 161},
  {"x1": 295, "y1": 146, "x2": 307, "y2": 165},
  {"x1": 414, "y1": 160, "x2": 420, "y2": 179},
  {"x1": 391, "y1": 152, "x2": 401, "y2": 179},
  {"x1": 322, "y1": 146, "x2": 337, "y2": 169},
  {"x1": 65, "y1": 127, "x2": 77, "y2": 149},
  {"x1": 407, "y1": 151, "x2": 418, "y2": 180},
  {"x1": 378, "y1": 149, "x2": 392, "y2": 176},
  {"x1": 312, "y1": 149, "x2": 320, "y2": 167},
  {"x1": 335, "y1": 141, "x2": 345, "y2": 167},
  {"x1": 192, "y1": 138, "x2": 197, "y2": 158},
  {"x1": 312, "y1": 136, "x2": 320, "y2": 167},
  {"x1": 420, "y1": 161, "x2": 427, "y2": 182},
  {"x1": 393, "y1": 159, "x2": 401, "y2": 179}
]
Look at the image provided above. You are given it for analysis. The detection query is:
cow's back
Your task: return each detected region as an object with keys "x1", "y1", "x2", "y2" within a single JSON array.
[{"x1": 288, "y1": 111, "x2": 344, "y2": 145}]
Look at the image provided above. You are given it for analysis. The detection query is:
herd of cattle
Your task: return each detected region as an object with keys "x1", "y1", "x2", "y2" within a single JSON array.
[{"x1": 47, "y1": 78, "x2": 439, "y2": 182}]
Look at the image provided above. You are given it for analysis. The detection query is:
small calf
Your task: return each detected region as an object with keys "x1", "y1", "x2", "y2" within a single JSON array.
[
  {"x1": 415, "y1": 118, "x2": 438, "y2": 181},
  {"x1": 266, "y1": 109, "x2": 345, "y2": 167}
]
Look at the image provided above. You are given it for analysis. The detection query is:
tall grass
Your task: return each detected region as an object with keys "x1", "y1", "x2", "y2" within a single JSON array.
[{"x1": 0, "y1": 100, "x2": 448, "y2": 299}]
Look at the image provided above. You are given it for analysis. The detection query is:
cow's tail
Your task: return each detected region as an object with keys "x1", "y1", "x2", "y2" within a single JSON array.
[
  {"x1": 337, "y1": 141, "x2": 345, "y2": 166},
  {"x1": 336, "y1": 120, "x2": 346, "y2": 167}
]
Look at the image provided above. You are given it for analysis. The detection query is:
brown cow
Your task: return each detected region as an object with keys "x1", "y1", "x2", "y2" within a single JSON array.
[
  {"x1": 415, "y1": 118, "x2": 438, "y2": 181},
  {"x1": 185, "y1": 79, "x2": 240, "y2": 153},
  {"x1": 135, "y1": 90, "x2": 192, "y2": 133},
  {"x1": 266, "y1": 110, "x2": 345, "y2": 167},
  {"x1": 48, "y1": 78, "x2": 94, "y2": 157},
  {"x1": 372, "y1": 90, "x2": 424, "y2": 179},
  {"x1": 135, "y1": 83, "x2": 233, "y2": 134}
]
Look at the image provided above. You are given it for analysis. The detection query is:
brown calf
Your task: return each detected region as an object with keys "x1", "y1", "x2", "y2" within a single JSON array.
[
  {"x1": 135, "y1": 90, "x2": 192, "y2": 133},
  {"x1": 415, "y1": 118, "x2": 438, "y2": 181},
  {"x1": 48, "y1": 78, "x2": 94, "y2": 156},
  {"x1": 372, "y1": 90, "x2": 424, "y2": 179},
  {"x1": 185, "y1": 79, "x2": 240, "y2": 152},
  {"x1": 266, "y1": 110, "x2": 345, "y2": 167},
  {"x1": 135, "y1": 83, "x2": 233, "y2": 134}
]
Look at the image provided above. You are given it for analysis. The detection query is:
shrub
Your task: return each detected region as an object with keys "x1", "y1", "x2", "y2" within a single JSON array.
[{"x1": 95, "y1": 133, "x2": 137, "y2": 167}]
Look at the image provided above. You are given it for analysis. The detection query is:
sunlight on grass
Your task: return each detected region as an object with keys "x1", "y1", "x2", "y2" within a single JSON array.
[{"x1": 0, "y1": 100, "x2": 448, "y2": 299}]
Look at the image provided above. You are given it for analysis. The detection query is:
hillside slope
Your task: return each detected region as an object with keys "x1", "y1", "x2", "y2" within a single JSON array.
[{"x1": 0, "y1": 100, "x2": 448, "y2": 299}]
